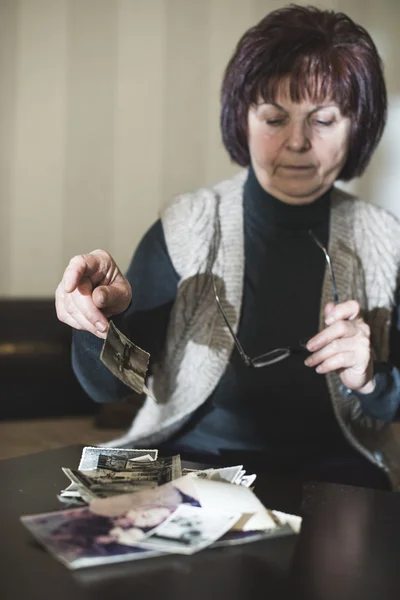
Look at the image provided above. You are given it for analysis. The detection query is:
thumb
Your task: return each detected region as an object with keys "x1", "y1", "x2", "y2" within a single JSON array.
[
  {"x1": 92, "y1": 284, "x2": 130, "y2": 315},
  {"x1": 93, "y1": 285, "x2": 114, "y2": 309}
]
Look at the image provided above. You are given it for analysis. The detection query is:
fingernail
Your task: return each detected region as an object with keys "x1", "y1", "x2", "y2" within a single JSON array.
[
  {"x1": 304, "y1": 358, "x2": 312, "y2": 366},
  {"x1": 316, "y1": 365, "x2": 324, "y2": 373},
  {"x1": 97, "y1": 292, "x2": 106, "y2": 307},
  {"x1": 306, "y1": 342, "x2": 315, "y2": 351},
  {"x1": 96, "y1": 321, "x2": 107, "y2": 333},
  {"x1": 325, "y1": 316, "x2": 334, "y2": 325}
]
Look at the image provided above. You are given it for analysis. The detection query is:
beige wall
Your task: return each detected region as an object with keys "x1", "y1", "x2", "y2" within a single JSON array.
[{"x1": 0, "y1": 0, "x2": 399, "y2": 297}]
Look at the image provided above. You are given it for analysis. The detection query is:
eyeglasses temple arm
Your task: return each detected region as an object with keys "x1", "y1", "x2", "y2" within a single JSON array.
[
  {"x1": 209, "y1": 272, "x2": 252, "y2": 367},
  {"x1": 308, "y1": 230, "x2": 339, "y2": 304}
]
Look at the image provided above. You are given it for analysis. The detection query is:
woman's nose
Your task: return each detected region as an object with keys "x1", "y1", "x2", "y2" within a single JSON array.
[{"x1": 285, "y1": 123, "x2": 311, "y2": 152}]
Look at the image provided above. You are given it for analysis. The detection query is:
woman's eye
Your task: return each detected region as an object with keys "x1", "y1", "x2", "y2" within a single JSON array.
[
  {"x1": 314, "y1": 119, "x2": 334, "y2": 127},
  {"x1": 266, "y1": 119, "x2": 285, "y2": 126}
]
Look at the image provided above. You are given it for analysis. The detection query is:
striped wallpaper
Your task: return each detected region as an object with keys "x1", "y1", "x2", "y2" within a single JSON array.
[{"x1": 0, "y1": 0, "x2": 399, "y2": 297}]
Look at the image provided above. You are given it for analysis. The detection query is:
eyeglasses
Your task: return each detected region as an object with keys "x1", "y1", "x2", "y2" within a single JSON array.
[{"x1": 210, "y1": 230, "x2": 339, "y2": 368}]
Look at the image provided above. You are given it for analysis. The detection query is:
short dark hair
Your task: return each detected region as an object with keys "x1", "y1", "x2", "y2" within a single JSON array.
[{"x1": 220, "y1": 4, "x2": 387, "y2": 180}]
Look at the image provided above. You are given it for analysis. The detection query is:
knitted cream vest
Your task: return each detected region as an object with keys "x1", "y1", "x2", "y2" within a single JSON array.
[{"x1": 109, "y1": 171, "x2": 400, "y2": 488}]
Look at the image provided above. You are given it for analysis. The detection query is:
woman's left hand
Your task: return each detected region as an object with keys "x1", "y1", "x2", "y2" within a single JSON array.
[{"x1": 305, "y1": 300, "x2": 374, "y2": 393}]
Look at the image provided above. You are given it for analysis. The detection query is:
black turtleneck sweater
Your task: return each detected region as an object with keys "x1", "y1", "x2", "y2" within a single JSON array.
[{"x1": 72, "y1": 169, "x2": 400, "y2": 470}]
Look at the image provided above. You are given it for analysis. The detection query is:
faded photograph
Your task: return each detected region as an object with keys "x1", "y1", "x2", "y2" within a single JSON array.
[
  {"x1": 136, "y1": 505, "x2": 240, "y2": 555},
  {"x1": 22, "y1": 481, "x2": 200, "y2": 568}
]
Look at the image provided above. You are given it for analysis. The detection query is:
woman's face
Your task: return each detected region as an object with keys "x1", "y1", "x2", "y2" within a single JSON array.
[{"x1": 247, "y1": 82, "x2": 351, "y2": 204}]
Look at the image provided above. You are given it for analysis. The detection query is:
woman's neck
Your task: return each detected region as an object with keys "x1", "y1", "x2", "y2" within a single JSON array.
[{"x1": 243, "y1": 166, "x2": 331, "y2": 231}]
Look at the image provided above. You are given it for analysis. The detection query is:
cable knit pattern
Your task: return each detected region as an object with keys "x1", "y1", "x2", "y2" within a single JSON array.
[
  {"x1": 322, "y1": 188, "x2": 400, "y2": 487},
  {"x1": 106, "y1": 172, "x2": 400, "y2": 488}
]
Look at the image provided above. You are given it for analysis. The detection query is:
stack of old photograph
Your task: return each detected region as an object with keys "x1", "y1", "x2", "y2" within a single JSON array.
[{"x1": 21, "y1": 446, "x2": 302, "y2": 569}]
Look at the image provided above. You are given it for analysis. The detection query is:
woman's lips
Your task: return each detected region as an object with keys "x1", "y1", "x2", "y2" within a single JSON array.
[
  {"x1": 278, "y1": 165, "x2": 315, "y2": 177},
  {"x1": 281, "y1": 165, "x2": 314, "y2": 169}
]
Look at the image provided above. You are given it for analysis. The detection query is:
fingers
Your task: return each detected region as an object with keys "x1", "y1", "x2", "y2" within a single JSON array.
[
  {"x1": 307, "y1": 317, "x2": 366, "y2": 353},
  {"x1": 305, "y1": 299, "x2": 373, "y2": 390},
  {"x1": 70, "y1": 293, "x2": 108, "y2": 338},
  {"x1": 305, "y1": 334, "x2": 370, "y2": 373},
  {"x1": 56, "y1": 280, "x2": 108, "y2": 338},
  {"x1": 324, "y1": 299, "x2": 360, "y2": 325},
  {"x1": 56, "y1": 249, "x2": 131, "y2": 337},
  {"x1": 54, "y1": 308, "x2": 84, "y2": 332},
  {"x1": 323, "y1": 301, "x2": 335, "y2": 320},
  {"x1": 62, "y1": 253, "x2": 103, "y2": 293},
  {"x1": 70, "y1": 279, "x2": 109, "y2": 335}
]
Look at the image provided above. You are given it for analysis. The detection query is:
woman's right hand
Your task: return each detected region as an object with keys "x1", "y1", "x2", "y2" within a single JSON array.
[{"x1": 55, "y1": 249, "x2": 132, "y2": 339}]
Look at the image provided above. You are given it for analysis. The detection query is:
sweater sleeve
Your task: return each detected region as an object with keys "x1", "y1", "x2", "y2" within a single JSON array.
[
  {"x1": 71, "y1": 220, "x2": 179, "y2": 403},
  {"x1": 353, "y1": 296, "x2": 400, "y2": 422}
]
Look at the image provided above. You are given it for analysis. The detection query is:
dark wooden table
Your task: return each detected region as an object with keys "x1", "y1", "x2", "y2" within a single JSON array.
[{"x1": 1, "y1": 445, "x2": 400, "y2": 600}]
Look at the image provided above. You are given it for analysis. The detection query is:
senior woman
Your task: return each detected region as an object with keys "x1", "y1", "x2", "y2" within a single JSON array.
[{"x1": 56, "y1": 5, "x2": 400, "y2": 490}]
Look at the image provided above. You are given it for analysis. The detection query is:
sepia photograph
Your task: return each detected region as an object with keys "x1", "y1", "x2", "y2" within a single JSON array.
[{"x1": 78, "y1": 447, "x2": 158, "y2": 471}]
